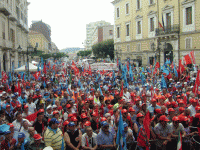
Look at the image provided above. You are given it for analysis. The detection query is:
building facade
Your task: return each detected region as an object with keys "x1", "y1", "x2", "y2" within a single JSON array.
[
  {"x1": 0, "y1": 0, "x2": 29, "y2": 72},
  {"x1": 29, "y1": 30, "x2": 49, "y2": 54},
  {"x1": 91, "y1": 25, "x2": 114, "y2": 45},
  {"x1": 85, "y1": 20, "x2": 111, "y2": 50},
  {"x1": 29, "y1": 20, "x2": 52, "y2": 51},
  {"x1": 112, "y1": 0, "x2": 200, "y2": 66}
]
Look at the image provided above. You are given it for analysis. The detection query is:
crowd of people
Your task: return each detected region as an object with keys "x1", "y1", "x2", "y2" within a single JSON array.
[{"x1": 0, "y1": 59, "x2": 200, "y2": 150}]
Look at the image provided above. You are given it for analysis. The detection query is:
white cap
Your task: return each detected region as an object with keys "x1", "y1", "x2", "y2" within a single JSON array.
[
  {"x1": 47, "y1": 105, "x2": 52, "y2": 110},
  {"x1": 52, "y1": 105, "x2": 57, "y2": 108},
  {"x1": 43, "y1": 146, "x2": 53, "y2": 150},
  {"x1": 2, "y1": 91, "x2": 6, "y2": 94}
]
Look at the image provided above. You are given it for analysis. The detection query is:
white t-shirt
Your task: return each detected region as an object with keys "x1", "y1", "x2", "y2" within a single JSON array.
[
  {"x1": 81, "y1": 132, "x2": 97, "y2": 148},
  {"x1": 27, "y1": 102, "x2": 36, "y2": 114}
]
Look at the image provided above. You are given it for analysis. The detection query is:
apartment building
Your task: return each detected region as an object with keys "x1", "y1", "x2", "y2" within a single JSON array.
[
  {"x1": 0, "y1": 0, "x2": 29, "y2": 72},
  {"x1": 91, "y1": 25, "x2": 114, "y2": 45},
  {"x1": 112, "y1": 0, "x2": 200, "y2": 66},
  {"x1": 85, "y1": 20, "x2": 111, "y2": 50}
]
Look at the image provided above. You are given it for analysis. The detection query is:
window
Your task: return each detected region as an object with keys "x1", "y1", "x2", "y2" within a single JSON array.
[
  {"x1": 126, "y1": 24, "x2": 130, "y2": 36},
  {"x1": 166, "y1": 13, "x2": 171, "y2": 29},
  {"x1": 185, "y1": 38, "x2": 192, "y2": 49},
  {"x1": 186, "y1": 7, "x2": 192, "y2": 25},
  {"x1": 149, "y1": 0, "x2": 154, "y2": 5},
  {"x1": 150, "y1": 17, "x2": 154, "y2": 32},
  {"x1": 10, "y1": 29, "x2": 15, "y2": 43},
  {"x1": 117, "y1": 27, "x2": 120, "y2": 38},
  {"x1": 137, "y1": 21, "x2": 141, "y2": 34},
  {"x1": 2, "y1": 22, "x2": 5, "y2": 39},
  {"x1": 126, "y1": 3, "x2": 129, "y2": 15},
  {"x1": 109, "y1": 30, "x2": 113, "y2": 36},
  {"x1": 137, "y1": 43, "x2": 141, "y2": 51},
  {"x1": 116, "y1": 7, "x2": 119, "y2": 18},
  {"x1": 137, "y1": 0, "x2": 140, "y2": 10},
  {"x1": 127, "y1": 44, "x2": 130, "y2": 52},
  {"x1": 36, "y1": 42, "x2": 39, "y2": 47}
]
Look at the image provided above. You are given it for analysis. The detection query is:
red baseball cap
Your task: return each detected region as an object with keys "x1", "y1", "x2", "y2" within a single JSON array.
[
  {"x1": 195, "y1": 106, "x2": 200, "y2": 111},
  {"x1": 6, "y1": 105, "x2": 11, "y2": 108},
  {"x1": 100, "y1": 117, "x2": 107, "y2": 122},
  {"x1": 121, "y1": 109, "x2": 127, "y2": 114},
  {"x1": 68, "y1": 114, "x2": 73, "y2": 118},
  {"x1": 71, "y1": 116, "x2": 78, "y2": 122},
  {"x1": 151, "y1": 98, "x2": 157, "y2": 102},
  {"x1": 81, "y1": 113, "x2": 87, "y2": 119},
  {"x1": 165, "y1": 101, "x2": 171, "y2": 106},
  {"x1": 38, "y1": 109, "x2": 44, "y2": 113},
  {"x1": 17, "y1": 104, "x2": 22, "y2": 108},
  {"x1": 84, "y1": 121, "x2": 91, "y2": 126},
  {"x1": 63, "y1": 121, "x2": 69, "y2": 126},
  {"x1": 137, "y1": 113, "x2": 144, "y2": 118},
  {"x1": 128, "y1": 107, "x2": 135, "y2": 112},
  {"x1": 155, "y1": 109, "x2": 161, "y2": 114},
  {"x1": 168, "y1": 108, "x2": 175, "y2": 112},
  {"x1": 178, "y1": 100, "x2": 185, "y2": 104},
  {"x1": 53, "y1": 111, "x2": 59, "y2": 115},
  {"x1": 24, "y1": 105, "x2": 28, "y2": 109},
  {"x1": 66, "y1": 104, "x2": 71, "y2": 108},
  {"x1": 108, "y1": 105, "x2": 113, "y2": 109},
  {"x1": 8, "y1": 123, "x2": 14, "y2": 128},
  {"x1": 33, "y1": 134, "x2": 42, "y2": 140},
  {"x1": 179, "y1": 107, "x2": 185, "y2": 111},
  {"x1": 172, "y1": 116, "x2": 179, "y2": 122},
  {"x1": 159, "y1": 115, "x2": 169, "y2": 122},
  {"x1": 195, "y1": 113, "x2": 200, "y2": 118},
  {"x1": 92, "y1": 112, "x2": 98, "y2": 117}
]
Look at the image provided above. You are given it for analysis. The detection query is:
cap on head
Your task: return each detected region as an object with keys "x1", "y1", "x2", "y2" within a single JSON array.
[
  {"x1": 18, "y1": 132, "x2": 25, "y2": 138},
  {"x1": 33, "y1": 134, "x2": 42, "y2": 140}
]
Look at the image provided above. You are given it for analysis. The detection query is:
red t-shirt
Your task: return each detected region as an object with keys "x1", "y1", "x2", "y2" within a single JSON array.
[{"x1": 1, "y1": 138, "x2": 16, "y2": 150}]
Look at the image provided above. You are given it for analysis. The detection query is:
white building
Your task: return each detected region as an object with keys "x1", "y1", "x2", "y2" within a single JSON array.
[
  {"x1": 85, "y1": 20, "x2": 111, "y2": 50},
  {"x1": 0, "y1": 0, "x2": 29, "y2": 72}
]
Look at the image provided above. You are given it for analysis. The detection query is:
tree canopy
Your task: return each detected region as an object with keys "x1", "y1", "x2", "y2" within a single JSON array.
[
  {"x1": 92, "y1": 39, "x2": 114, "y2": 60},
  {"x1": 77, "y1": 50, "x2": 92, "y2": 57}
]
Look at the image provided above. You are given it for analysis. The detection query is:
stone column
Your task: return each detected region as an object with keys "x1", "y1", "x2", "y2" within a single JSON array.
[{"x1": 15, "y1": 51, "x2": 18, "y2": 69}]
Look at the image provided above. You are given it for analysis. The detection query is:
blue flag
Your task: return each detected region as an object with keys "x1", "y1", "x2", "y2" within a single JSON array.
[
  {"x1": 161, "y1": 75, "x2": 167, "y2": 89},
  {"x1": 116, "y1": 111, "x2": 127, "y2": 150},
  {"x1": 99, "y1": 84, "x2": 103, "y2": 96},
  {"x1": 174, "y1": 64, "x2": 178, "y2": 77}
]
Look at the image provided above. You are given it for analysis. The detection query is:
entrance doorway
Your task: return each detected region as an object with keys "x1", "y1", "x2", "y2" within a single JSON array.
[
  {"x1": 3, "y1": 53, "x2": 7, "y2": 72},
  {"x1": 164, "y1": 43, "x2": 173, "y2": 63}
]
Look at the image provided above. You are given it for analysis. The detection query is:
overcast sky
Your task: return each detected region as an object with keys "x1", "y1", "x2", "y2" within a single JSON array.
[{"x1": 28, "y1": 0, "x2": 114, "y2": 50}]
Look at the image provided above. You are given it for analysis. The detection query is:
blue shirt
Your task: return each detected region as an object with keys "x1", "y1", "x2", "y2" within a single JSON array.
[
  {"x1": 147, "y1": 105, "x2": 161, "y2": 116},
  {"x1": 18, "y1": 96, "x2": 27, "y2": 104},
  {"x1": 97, "y1": 130, "x2": 114, "y2": 149}
]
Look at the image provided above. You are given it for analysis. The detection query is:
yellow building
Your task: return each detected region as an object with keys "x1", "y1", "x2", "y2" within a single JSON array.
[
  {"x1": 29, "y1": 30, "x2": 49, "y2": 54},
  {"x1": 112, "y1": 0, "x2": 200, "y2": 66}
]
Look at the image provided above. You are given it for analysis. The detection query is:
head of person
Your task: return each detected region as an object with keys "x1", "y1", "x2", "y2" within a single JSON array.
[
  {"x1": 28, "y1": 127, "x2": 35, "y2": 137},
  {"x1": 159, "y1": 115, "x2": 169, "y2": 127},
  {"x1": 23, "y1": 120, "x2": 29, "y2": 130},
  {"x1": 53, "y1": 111, "x2": 60, "y2": 119},
  {"x1": 101, "y1": 121, "x2": 109, "y2": 133},
  {"x1": 123, "y1": 122, "x2": 128, "y2": 132},
  {"x1": 33, "y1": 134, "x2": 42, "y2": 145},
  {"x1": 172, "y1": 116, "x2": 179, "y2": 128},
  {"x1": 49, "y1": 118, "x2": 59, "y2": 129},
  {"x1": 4, "y1": 130, "x2": 11, "y2": 141},
  {"x1": 68, "y1": 122, "x2": 76, "y2": 132},
  {"x1": 136, "y1": 113, "x2": 144, "y2": 123},
  {"x1": 18, "y1": 132, "x2": 25, "y2": 143},
  {"x1": 37, "y1": 112, "x2": 44, "y2": 121},
  {"x1": 85, "y1": 126, "x2": 93, "y2": 138},
  {"x1": 16, "y1": 112, "x2": 23, "y2": 122}
]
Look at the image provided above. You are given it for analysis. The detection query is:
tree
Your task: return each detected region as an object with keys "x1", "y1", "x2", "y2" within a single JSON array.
[
  {"x1": 92, "y1": 39, "x2": 114, "y2": 60},
  {"x1": 77, "y1": 50, "x2": 92, "y2": 57}
]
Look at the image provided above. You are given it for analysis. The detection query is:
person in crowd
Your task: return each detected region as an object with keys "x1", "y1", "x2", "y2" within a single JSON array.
[
  {"x1": 28, "y1": 134, "x2": 45, "y2": 150},
  {"x1": 44, "y1": 118, "x2": 65, "y2": 149},
  {"x1": 32, "y1": 112, "x2": 48, "y2": 135},
  {"x1": 1, "y1": 130, "x2": 16, "y2": 150},
  {"x1": 81, "y1": 126, "x2": 98, "y2": 150},
  {"x1": 14, "y1": 132, "x2": 29, "y2": 150},
  {"x1": 97, "y1": 121, "x2": 116, "y2": 150}
]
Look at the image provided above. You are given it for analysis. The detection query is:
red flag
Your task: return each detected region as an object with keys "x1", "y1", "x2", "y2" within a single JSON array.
[
  {"x1": 190, "y1": 50, "x2": 196, "y2": 64},
  {"x1": 53, "y1": 65, "x2": 56, "y2": 71},
  {"x1": 120, "y1": 82, "x2": 123, "y2": 97},
  {"x1": 178, "y1": 60, "x2": 185, "y2": 75},
  {"x1": 153, "y1": 62, "x2": 160, "y2": 74},
  {"x1": 184, "y1": 54, "x2": 192, "y2": 65},
  {"x1": 18, "y1": 81, "x2": 21, "y2": 96},
  {"x1": 43, "y1": 63, "x2": 47, "y2": 74},
  {"x1": 193, "y1": 70, "x2": 200, "y2": 95},
  {"x1": 26, "y1": 112, "x2": 38, "y2": 122},
  {"x1": 159, "y1": 22, "x2": 164, "y2": 31},
  {"x1": 33, "y1": 71, "x2": 40, "y2": 80},
  {"x1": 143, "y1": 111, "x2": 150, "y2": 139}
]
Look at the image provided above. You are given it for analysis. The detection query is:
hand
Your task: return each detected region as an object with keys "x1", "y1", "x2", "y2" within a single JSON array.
[
  {"x1": 163, "y1": 140, "x2": 168, "y2": 145},
  {"x1": 167, "y1": 137, "x2": 171, "y2": 141}
]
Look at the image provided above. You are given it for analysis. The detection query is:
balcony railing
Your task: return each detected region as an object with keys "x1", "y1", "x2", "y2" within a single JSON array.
[
  {"x1": 155, "y1": 24, "x2": 180, "y2": 36},
  {"x1": 0, "y1": 0, "x2": 11, "y2": 16}
]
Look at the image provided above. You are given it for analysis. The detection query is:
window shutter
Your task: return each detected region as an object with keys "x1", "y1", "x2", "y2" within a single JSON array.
[
  {"x1": 186, "y1": 38, "x2": 191, "y2": 49},
  {"x1": 127, "y1": 45, "x2": 130, "y2": 52},
  {"x1": 137, "y1": 43, "x2": 141, "y2": 51}
]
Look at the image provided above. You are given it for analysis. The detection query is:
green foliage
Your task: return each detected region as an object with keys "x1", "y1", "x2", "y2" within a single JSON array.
[
  {"x1": 77, "y1": 50, "x2": 92, "y2": 57},
  {"x1": 92, "y1": 39, "x2": 114, "y2": 59},
  {"x1": 31, "y1": 50, "x2": 68, "y2": 60}
]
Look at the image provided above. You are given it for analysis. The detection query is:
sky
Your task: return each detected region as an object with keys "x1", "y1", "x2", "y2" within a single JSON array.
[{"x1": 28, "y1": 0, "x2": 114, "y2": 50}]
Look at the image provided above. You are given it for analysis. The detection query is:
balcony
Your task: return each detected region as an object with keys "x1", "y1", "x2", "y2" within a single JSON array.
[
  {"x1": 0, "y1": 1, "x2": 11, "y2": 16},
  {"x1": 0, "y1": 39, "x2": 12, "y2": 49},
  {"x1": 9, "y1": 12, "x2": 17, "y2": 21},
  {"x1": 155, "y1": 24, "x2": 180, "y2": 36}
]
